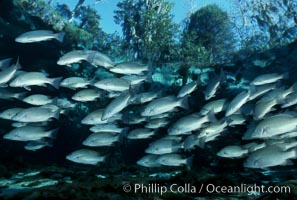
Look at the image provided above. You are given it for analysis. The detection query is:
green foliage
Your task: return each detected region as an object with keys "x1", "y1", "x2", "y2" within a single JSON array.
[
  {"x1": 181, "y1": 4, "x2": 235, "y2": 67},
  {"x1": 180, "y1": 31, "x2": 213, "y2": 67},
  {"x1": 74, "y1": 5, "x2": 101, "y2": 35},
  {"x1": 114, "y1": 0, "x2": 178, "y2": 64}
]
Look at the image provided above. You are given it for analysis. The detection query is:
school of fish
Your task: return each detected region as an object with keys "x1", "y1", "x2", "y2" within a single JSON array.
[{"x1": 1, "y1": 29, "x2": 297, "y2": 169}]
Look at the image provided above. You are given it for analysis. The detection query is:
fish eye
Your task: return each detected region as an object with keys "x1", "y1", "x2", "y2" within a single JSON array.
[{"x1": 253, "y1": 159, "x2": 260, "y2": 166}]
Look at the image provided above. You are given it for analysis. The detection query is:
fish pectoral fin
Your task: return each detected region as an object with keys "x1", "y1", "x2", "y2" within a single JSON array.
[{"x1": 24, "y1": 86, "x2": 31, "y2": 91}]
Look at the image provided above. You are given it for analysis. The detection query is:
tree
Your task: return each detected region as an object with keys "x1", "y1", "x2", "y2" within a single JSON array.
[
  {"x1": 114, "y1": 0, "x2": 178, "y2": 65},
  {"x1": 183, "y1": 4, "x2": 235, "y2": 64}
]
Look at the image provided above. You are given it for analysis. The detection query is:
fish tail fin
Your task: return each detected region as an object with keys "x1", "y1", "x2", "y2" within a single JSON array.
[
  {"x1": 46, "y1": 140, "x2": 54, "y2": 148},
  {"x1": 39, "y1": 138, "x2": 53, "y2": 147},
  {"x1": 206, "y1": 109, "x2": 217, "y2": 122},
  {"x1": 129, "y1": 83, "x2": 141, "y2": 95},
  {"x1": 186, "y1": 155, "x2": 194, "y2": 167},
  {"x1": 48, "y1": 128, "x2": 59, "y2": 139},
  {"x1": 197, "y1": 137, "x2": 206, "y2": 149},
  {"x1": 282, "y1": 72, "x2": 289, "y2": 80},
  {"x1": 55, "y1": 32, "x2": 65, "y2": 43},
  {"x1": 292, "y1": 148, "x2": 297, "y2": 159},
  {"x1": 118, "y1": 128, "x2": 130, "y2": 147},
  {"x1": 96, "y1": 156, "x2": 106, "y2": 165},
  {"x1": 60, "y1": 109, "x2": 68, "y2": 115},
  {"x1": 53, "y1": 110, "x2": 60, "y2": 120},
  {"x1": 179, "y1": 96, "x2": 189, "y2": 110},
  {"x1": 118, "y1": 128, "x2": 129, "y2": 144},
  {"x1": 14, "y1": 92, "x2": 27, "y2": 100},
  {"x1": 51, "y1": 77, "x2": 63, "y2": 89},
  {"x1": 52, "y1": 97, "x2": 59, "y2": 105},
  {"x1": 120, "y1": 127, "x2": 130, "y2": 136},
  {"x1": 89, "y1": 77, "x2": 97, "y2": 85},
  {"x1": 290, "y1": 82, "x2": 297, "y2": 92}
]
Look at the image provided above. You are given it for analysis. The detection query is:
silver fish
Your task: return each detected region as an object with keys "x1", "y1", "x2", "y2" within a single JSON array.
[
  {"x1": 249, "y1": 83, "x2": 276, "y2": 101},
  {"x1": 226, "y1": 114, "x2": 246, "y2": 127},
  {"x1": 0, "y1": 59, "x2": 20, "y2": 86},
  {"x1": 130, "y1": 91, "x2": 161, "y2": 104},
  {"x1": 177, "y1": 81, "x2": 198, "y2": 98},
  {"x1": 0, "y1": 108, "x2": 24, "y2": 120},
  {"x1": 15, "y1": 30, "x2": 65, "y2": 43},
  {"x1": 249, "y1": 114, "x2": 297, "y2": 139},
  {"x1": 110, "y1": 62, "x2": 148, "y2": 75},
  {"x1": 168, "y1": 112, "x2": 214, "y2": 135},
  {"x1": 281, "y1": 92, "x2": 297, "y2": 108},
  {"x1": 204, "y1": 70, "x2": 225, "y2": 100},
  {"x1": 66, "y1": 149, "x2": 105, "y2": 165},
  {"x1": 127, "y1": 128, "x2": 155, "y2": 139},
  {"x1": 199, "y1": 121, "x2": 227, "y2": 138},
  {"x1": 120, "y1": 75, "x2": 147, "y2": 85},
  {"x1": 253, "y1": 99, "x2": 278, "y2": 120},
  {"x1": 57, "y1": 50, "x2": 89, "y2": 66},
  {"x1": 225, "y1": 90, "x2": 250, "y2": 116},
  {"x1": 250, "y1": 73, "x2": 288, "y2": 86},
  {"x1": 24, "y1": 139, "x2": 53, "y2": 151},
  {"x1": 145, "y1": 118, "x2": 170, "y2": 129},
  {"x1": 85, "y1": 50, "x2": 115, "y2": 68},
  {"x1": 145, "y1": 137, "x2": 183, "y2": 155},
  {"x1": 94, "y1": 78, "x2": 130, "y2": 92},
  {"x1": 82, "y1": 132, "x2": 119, "y2": 147},
  {"x1": 9, "y1": 71, "x2": 62, "y2": 90},
  {"x1": 200, "y1": 99, "x2": 228, "y2": 115},
  {"x1": 156, "y1": 154, "x2": 192, "y2": 167},
  {"x1": 12, "y1": 106, "x2": 60, "y2": 122},
  {"x1": 102, "y1": 93, "x2": 131, "y2": 121},
  {"x1": 81, "y1": 109, "x2": 122, "y2": 125},
  {"x1": 3, "y1": 126, "x2": 58, "y2": 141},
  {"x1": 141, "y1": 96, "x2": 188, "y2": 117},
  {"x1": 22, "y1": 94, "x2": 55, "y2": 106},
  {"x1": 60, "y1": 77, "x2": 91, "y2": 90},
  {"x1": 89, "y1": 123, "x2": 126, "y2": 133},
  {"x1": 72, "y1": 89, "x2": 102, "y2": 102},
  {"x1": 244, "y1": 146, "x2": 297, "y2": 169},
  {"x1": 137, "y1": 155, "x2": 161, "y2": 167},
  {"x1": 217, "y1": 146, "x2": 248, "y2": 158}
]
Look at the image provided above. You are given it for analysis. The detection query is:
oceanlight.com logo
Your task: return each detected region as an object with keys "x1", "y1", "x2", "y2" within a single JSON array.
[
  {"x1": 122, "y1": 183, "x2": 291, "y2": 196},
  {"x1": 205, "y1": 184, "x2": 291, "y2": 196}
]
